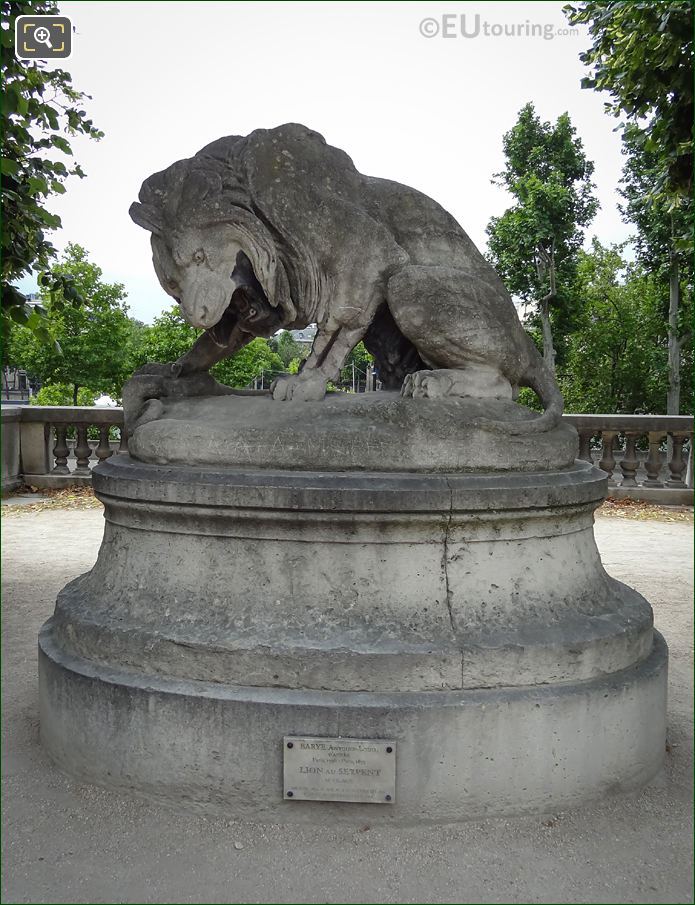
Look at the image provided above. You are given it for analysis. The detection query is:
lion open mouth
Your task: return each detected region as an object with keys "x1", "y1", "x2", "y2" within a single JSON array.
[{"x1": 206, "y1": 252, "x2": 282, "y2": 346}]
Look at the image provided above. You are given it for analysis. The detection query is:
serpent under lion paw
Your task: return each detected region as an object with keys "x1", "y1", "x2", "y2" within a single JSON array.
[
  {"x1": 271, "y1": 372, "x2": 327, "y2": 402},
  {"x1": 122, "y1": 367, "x2": 223, "y2": 433}
]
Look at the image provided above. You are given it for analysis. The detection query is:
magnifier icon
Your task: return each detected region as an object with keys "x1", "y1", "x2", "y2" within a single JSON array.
[{"x1": 33, "y1": 25, "x2": 53, "y2": 49}]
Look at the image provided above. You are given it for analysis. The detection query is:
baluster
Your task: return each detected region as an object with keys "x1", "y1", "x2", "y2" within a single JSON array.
[
  {"x1": 52, "y1": 424, "x2": 70, "y2": 474},
  {"x1": 578, "y1": 430, "x2": 594, "y2": 464},
  {"x1": 95, "y1": 424, "x2": 114, "y2": 463},
  {"x1": 619, "y1": 431, "x2": 640, "y2": 487},
  {"x1": 73, "y1": 424, "x2": 92, "y2": 476},
  {"x1": 643, "y1": 431, "x2": 664, "y2": 487},
  {"x1": 667, "y1": 433, "x2": 688, "y2": 487},
  {"x1": 598, "y1": 431, "x2": 618, "y2": 483},
  {"x1": 118, "y1": 424, "x2": 128, "y2": 454}
]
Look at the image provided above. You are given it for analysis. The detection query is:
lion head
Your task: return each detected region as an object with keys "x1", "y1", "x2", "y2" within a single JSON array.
[{"x1": 129, "y1": 144, "x2": 294, "y2": 332}]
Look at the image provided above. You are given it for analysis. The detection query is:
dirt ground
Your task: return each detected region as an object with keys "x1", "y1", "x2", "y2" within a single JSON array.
[{"x1": 1, "y1": 506, "x2": 693, "y2": 905}]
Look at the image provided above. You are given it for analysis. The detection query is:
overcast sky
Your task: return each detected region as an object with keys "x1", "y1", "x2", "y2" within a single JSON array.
[{"x1": 22, "y1": 1, "x2": 631, "y2": 323}]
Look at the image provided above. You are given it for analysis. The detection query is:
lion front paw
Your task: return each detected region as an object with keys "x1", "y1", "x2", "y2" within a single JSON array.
[{"x1": 271, "y1": 372, "x2": 327, "y2": 402}]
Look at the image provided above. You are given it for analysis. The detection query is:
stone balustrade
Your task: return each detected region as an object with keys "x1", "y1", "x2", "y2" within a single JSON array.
[
  {"x1": 1, "y1": 406, "x2": 693, "y2": 504},
  {"x1": 563, "y1": 414, "x2": 693, "y2": 505},
  {"x1": 1, "y1": 406, "x2": 126, "y2": 493}
]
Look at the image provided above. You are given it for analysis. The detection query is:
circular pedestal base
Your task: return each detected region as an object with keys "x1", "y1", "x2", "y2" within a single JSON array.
[
  {"x1": 39, "y1": 625, "x2": 667, "y2": 823},
  {"x1": 39, "y1": 451, "x2": 668, "y2": 821}
]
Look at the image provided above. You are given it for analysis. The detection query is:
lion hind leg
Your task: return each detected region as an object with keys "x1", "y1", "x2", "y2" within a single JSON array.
[{"x1": 387, "y1": 265, "x2": 516, "y2": 402}]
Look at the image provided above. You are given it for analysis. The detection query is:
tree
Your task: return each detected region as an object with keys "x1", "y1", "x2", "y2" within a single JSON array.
[
  {"x1": 565, "y1": 1, "x2": 693, "y2": 201},
  {"x1": 565, "y1": 2, "x2": 693, "y2": 415},
  {"x1": 486, "y1": 103, "x2": 598, "y2": 373},
  {"x1": 560, "y1": 239, "x2": 691, "y2": 414},
  {"x1": 132, "y1": 306, "x2": 285, "y2": 389},
  {"x1": 7, "y1": 244, "x2": 133, "y2": 403},
  {"x1": 214, "y1": 338, "x2": 284, "y2": 389},
  {"x1": 2, "y1": 1, "x2": 104, "y2": 340},
  {"x1": 339, "y1": 341, "x2": 373, "y2": 390},
  {"x1": 271, "y1": 330, "x2": 307, "y2": 368},
  {"x1": 619, "y1": 140, "x2": 692, "y2": 414},
  {"x1": 30, "y1": 383, "x2": 98, "y2": 406},
  {"x1": 133, "y1": 306, "x2": 197, "y2": 366}
]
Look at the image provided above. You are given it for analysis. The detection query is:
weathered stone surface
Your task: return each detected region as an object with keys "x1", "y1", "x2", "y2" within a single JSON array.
[
  {"x1": 1, "y1": 409, "x2": 21, "y2": 494},
  {"x1": 125, "y1": 123, "x2": 563, "y2": 433},
  {"x1": 39, "y1": 448, "x2": 667, "y2": 818},
  {"x1": 39, "y1": 625, "x2": 668, "y2": 823},
  {"x1": 128, "y1": 392, "x2": 578, "y2": 472},
  {"x1": 47, "y1": 457, "x2": 652, "y2": 695}
]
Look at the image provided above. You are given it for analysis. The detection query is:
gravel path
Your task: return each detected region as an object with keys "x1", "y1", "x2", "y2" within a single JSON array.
[{"x1": 2, "y1": 509, "x2": 693, "y2": 905}]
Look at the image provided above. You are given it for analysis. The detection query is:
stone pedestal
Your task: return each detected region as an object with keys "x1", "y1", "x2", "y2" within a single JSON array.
[{"x1": 39, "y1": 394, "x2": 667, "y2": 821}]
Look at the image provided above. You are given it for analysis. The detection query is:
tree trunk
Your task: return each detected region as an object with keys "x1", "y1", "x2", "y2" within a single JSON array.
[
  {"x1": 666, "y1": 256, "x2": 680, "y2": 415},
  {"x1": 539, "y1": 299, "x2": 556, "y2": 374},
  {"x1": 73, "y1": 384, "x2": 79, "y2": 406},
  {"x1": 536, "y1": 242, "x2": 557, "y2": 375}
]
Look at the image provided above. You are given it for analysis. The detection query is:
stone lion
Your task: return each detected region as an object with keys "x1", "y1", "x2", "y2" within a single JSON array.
[{"x1": 127, "y1": 123, "x2": 562, "y2": 432}]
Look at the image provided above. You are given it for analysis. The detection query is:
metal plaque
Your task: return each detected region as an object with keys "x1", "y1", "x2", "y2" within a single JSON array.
[{"x1": 283, "y1": 736, "x2": 396, "y2": 804}]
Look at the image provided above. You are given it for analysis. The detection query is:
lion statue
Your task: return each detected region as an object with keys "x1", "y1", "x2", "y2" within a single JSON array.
[{"x1": 126, "y1": 123, "x2": 562, "y2": 432}]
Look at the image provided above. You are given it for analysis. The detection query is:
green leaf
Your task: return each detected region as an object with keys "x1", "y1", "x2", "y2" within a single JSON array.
[
  {"x1": 27, "y1": 176, "x2": 50, "y2": 195},
  {"x1": 1, "y1": 158, "x2": 20, "y2": 176},
  {"x1": 9, "y1": 305, "x2": 30, "y2": 325},
  {"x1": 50, "y1": 135, "x2": 73, "y2": 155},
  {"x1": 34, "y1": 209, "x2": 62, "y2": 228},
  {"x1": 15, "y1": 93, "x2": 29, "y2": 116},
  {"x1": 25, "y1": 310, "x2": 45, "y2": 330}
]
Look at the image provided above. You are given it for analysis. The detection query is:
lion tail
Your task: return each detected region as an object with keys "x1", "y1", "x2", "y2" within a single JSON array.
[
  {"x1": 480, "y1": 348, "x2": 564, "y2": 436},
  {"x1": 511, "y1": 358, "x2": 564, "y2": 434}
]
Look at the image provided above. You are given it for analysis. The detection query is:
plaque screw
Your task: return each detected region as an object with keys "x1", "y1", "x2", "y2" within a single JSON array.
[
  {"x1": 287, "y1": 790, "x2": 294, "y2": 797},
  {"x1": 385, "y1": 794, "x2": 392, "y2": 801},
  {"x1": 287, "y1": 742, "x2": 294, "y2": 748},
  {"x1": 386, "y1": 746, "x2": 393, "y2": 753}
]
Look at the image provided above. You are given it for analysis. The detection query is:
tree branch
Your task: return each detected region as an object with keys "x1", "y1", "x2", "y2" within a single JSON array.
[{"x1": 677, "y1": 330, "x2": 692, "y2": 351}]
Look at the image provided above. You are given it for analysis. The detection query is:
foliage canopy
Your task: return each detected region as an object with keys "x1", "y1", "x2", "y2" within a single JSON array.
[{"x1": 1, "y1": 0, "x2": 103, "y2": 341}]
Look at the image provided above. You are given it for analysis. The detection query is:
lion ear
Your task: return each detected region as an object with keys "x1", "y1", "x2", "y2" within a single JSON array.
[{"x1": 129, "y1": 202, "x2": 163, "y2": 235}]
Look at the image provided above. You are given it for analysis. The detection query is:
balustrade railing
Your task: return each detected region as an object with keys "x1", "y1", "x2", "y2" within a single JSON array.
[
  {"x1": 2, "y1": 406, "x2": 693, "y2": 503},
  {"x1": 2, "y1": 406, "x2": 125, "y2": 492},
  {"x1": 563, "y1": 414, "x2": 693, "y2": 502}
]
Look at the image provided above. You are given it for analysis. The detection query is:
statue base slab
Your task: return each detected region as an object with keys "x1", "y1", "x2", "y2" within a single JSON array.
[
  {"x1": 127, "y1": 391, "x2": 578, "y2": 472},
  {"x1": 39, "y1": 451, "x2": 667, "y2": 822}
]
